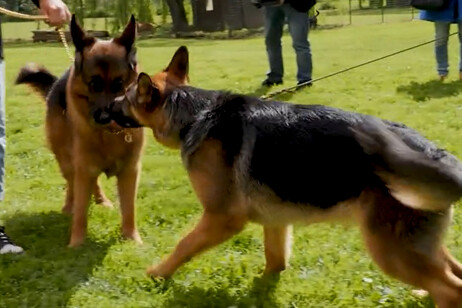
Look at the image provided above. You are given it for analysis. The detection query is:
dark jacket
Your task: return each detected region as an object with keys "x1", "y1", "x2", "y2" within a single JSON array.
[
  {"x1": 420, "y1": 0, "x2": 462, "y2": 22},
  {"x1": 287, "y1": 0, "x2": 316, "y2": 12},
  {"x1": 0, "y1": 0, "x2": 40, "y2": 60},
  {"x1": 253, "y1": 0, "x2": 316, "y2": 13}
]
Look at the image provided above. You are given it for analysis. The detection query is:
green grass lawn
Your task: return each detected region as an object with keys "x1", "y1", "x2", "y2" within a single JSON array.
[{"x1": 2, "y1": 20, "x2": 462, "y2": 307}]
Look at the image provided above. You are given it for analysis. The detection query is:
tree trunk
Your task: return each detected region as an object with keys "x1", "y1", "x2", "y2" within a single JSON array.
[{"x1": 165, "y1": 0, "x2": 189, "y2": 32}]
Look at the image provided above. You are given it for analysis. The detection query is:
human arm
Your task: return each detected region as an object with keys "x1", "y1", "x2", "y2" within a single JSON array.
[{"x1": 32, "y1": 0, "x2": 71, "y2": 27}]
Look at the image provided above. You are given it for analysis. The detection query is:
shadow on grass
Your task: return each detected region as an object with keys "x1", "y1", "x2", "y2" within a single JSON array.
[
  {"x1": 162, "y1": 274, "x2": 281, "y2": 308},
  {"x1": 396, "y1": 79, "x2": 462, "y2": 102},
  {"x1": 160, "y1": 272, "x2": 437, "y2": 308},
  {"x1": 0, "y1": 211, "x2": 113, "y2": 307}
]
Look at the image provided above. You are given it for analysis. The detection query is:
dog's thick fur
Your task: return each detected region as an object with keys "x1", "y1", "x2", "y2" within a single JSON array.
[
  {"x1": 110, "y1": 46, "x2": 462, "y2": 307},
  {"x1": 16, "y1": 15, "x2": 144, "y2": 247}
]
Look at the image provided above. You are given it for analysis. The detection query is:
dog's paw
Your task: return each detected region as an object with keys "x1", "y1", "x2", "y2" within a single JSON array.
[
  {"x1": 94, "y1": 195, "x2": 113, "y2": 209},
  {"x1": 411, "y1": 289, "x2": 429, "y2": 298},
  {"x1": 97, "y1": 199, "x2": 114, "y2": 209},
  {"x1": 68, "y1": 237, "x2": 84, "y2": 248},
  {"x1": 122, "y1": 229, "x2": 143, "y2": 244},
  {"x1": 146, "y1": 264, "x2": 171, "y2": 279},
  {"x1": 264, "y1": 263, "x2": 287, "y2": 275}
]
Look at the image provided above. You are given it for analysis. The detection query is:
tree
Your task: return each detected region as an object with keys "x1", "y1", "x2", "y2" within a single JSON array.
[
  {"x1": 67, "y1": 0, "x2": 85, "y2": 26},
  {"x1": 86, "y1": 0, "x2": 97, "y2": 16},
  {"x1": 165, "y1": 0, "x2": 189, "y2": 31},
  {"x1": 111, "y1": 0, "x2": 154, "y2": 32},
  {"x1": 113, "y1": 0, "x2": 131, "y2": 31},
  {"x1": 136, "y1": 0, "x2": 154, "y2": 23}
]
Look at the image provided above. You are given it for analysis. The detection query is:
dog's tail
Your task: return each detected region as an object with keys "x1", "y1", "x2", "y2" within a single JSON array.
[
  {"x1": 353, "y1": 117, "x2": 462, "y2": 211},
  {"x1": 15, "y1": 63, "x2": 57, "y2": 99}
]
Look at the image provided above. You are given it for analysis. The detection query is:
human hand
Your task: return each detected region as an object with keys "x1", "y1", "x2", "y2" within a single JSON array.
[{"x1": 39, "y1": 0, "x2": 71, "y2": 27}]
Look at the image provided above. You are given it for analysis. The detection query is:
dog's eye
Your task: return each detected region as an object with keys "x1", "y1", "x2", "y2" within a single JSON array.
[
  {"x1": 111, "y1": 78, "x2": 124, "y2": 93},
  {"x1": 89, "y1": 77, "x2": 104, "y2": 92}
]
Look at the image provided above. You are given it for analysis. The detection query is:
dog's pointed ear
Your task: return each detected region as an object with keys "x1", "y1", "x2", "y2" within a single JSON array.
[
  {"x1": 137, "y1": 73, "x2": 153, "y2": 103},
  {"x1": 137, "y1": 73, "x2": 160, "y2": 110},
  {"x1": 114, "y1": 15, "x2": 137, "y2": 52},
  {"x1": 70, "y1": 15, "x2": 95, "y2": 74},
  {"x1": 114, "y1": 15, "x2": 137, "y2": 70},
  {"x1": 70, "y1": 14, "x2": 94, "y2": 52},
  {"x1": 165, "y1": 46, "x2": 189, "y2": 81}
]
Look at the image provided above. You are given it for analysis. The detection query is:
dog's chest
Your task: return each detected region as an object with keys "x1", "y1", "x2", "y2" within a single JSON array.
[{"x1": 95, "y1": 132, "x2": 139, "y2": 177}]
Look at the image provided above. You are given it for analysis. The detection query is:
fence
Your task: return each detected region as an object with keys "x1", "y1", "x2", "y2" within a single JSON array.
[
  {"x1": 0, "y1": 0, "x2": 422, "y2": 42},
  {"x1": 185, "y1": 0, "x2": 419, "y2": 33},
  {"x1": 315, "y1": 0, "x2": 417, "y2": 29}
]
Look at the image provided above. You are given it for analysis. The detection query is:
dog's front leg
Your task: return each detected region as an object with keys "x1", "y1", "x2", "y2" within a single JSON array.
[
  {"x1": 69, "y1": 165, "x2": 97, "y2": 247},
  {"x1": 264, "y1": 225, "x2": 293, "y2": 274},
  {"x1": 147, "y1": 211, "x2": 247, "y2": 279},
  {"x1": 117, "y1": 164, "x2": 142, "y2": 244}
]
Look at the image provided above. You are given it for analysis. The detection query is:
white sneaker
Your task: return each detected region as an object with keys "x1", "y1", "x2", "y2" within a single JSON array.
[{"x1": 0, "y1": 226, "x2": 24, "y2": 254}]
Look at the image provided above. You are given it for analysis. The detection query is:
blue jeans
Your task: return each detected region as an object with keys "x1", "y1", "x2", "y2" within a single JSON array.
[
  {"x1": 264, "y1": 4, "x2": 312, "y2": 82},
  {"x1": 0, "y1": 61, "x2": 5, "y2": 201},
  {"x1": 434, "y1": 21, "x2": 462, "y2": 76}
]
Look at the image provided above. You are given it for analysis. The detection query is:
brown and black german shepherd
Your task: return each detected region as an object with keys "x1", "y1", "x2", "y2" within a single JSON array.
[
  {"x1": 16, "y1": 15, "x2": 144, "y2": 247},
  {"x1": 110, "y1": 46, "x2": 462, "y2": 307}
]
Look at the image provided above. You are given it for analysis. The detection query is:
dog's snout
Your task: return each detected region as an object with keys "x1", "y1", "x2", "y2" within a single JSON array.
[{"x1": 93, "y1": 109, "x2": 112, "y2": 125}]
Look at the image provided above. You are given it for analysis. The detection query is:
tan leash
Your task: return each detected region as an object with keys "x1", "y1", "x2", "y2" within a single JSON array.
[
  {"x1": 56, "y1": 26, "x2": 74, "y2": 62},
  {"x1": 0, "y1": 7, "x2": 47, "y2": 20},
  {"x1": 0, "y1": 6, "x2": 74, "y2": 62}
]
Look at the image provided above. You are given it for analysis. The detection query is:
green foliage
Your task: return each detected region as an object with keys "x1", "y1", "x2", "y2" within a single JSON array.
[
  {"x1": 111, "y1": 0, "x2": 154, "y2": 33},
  {"x1": 1, "y1": 20, "x2": 461, "y2": 307},
  {"x1": 68, "y1": 0, "x2": 85, "y2": 27},
  {"x1": 136, "y1": 0, "x2": 154, "y2": 23},
  {"x1": 317, "y1": 0, "x2": 338, "y2": 10}
]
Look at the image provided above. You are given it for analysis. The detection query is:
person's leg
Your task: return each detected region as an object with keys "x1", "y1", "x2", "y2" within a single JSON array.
[
  {"x1": 458, "y1": 22, "x2": 462, "y2": 79},
  {"x1": 263, "y1": 6, "x2": 285, "y2": 85},
  {"x1": 0, "y1": 61, "x2": 4, "y2": 203},
  {"x1": 285, "y1": 4, "x2": 312, "y2": 84},
  {"x1": 435, "y1": 21, "x2": 450, "y2": 79},
  {"x1": 0, "y1": 60, "x2": 23, "y2": 254}
]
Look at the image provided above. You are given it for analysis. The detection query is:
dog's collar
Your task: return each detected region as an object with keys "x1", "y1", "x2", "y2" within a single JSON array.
[{"x1": 104, "y1": 127, "x2": 133, "y2": 143}]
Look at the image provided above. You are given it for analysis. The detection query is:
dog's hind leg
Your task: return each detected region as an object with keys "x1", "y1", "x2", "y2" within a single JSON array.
[
  {"x1": 264, "y1": 225, "x2": 293, "y2": 274},
  {"x1": 62, "y1": 178, "x2": 74, "y2": 214},
  {"x1": 365, "y1": 235, "x2": 462, "y2": 307},
  {"x1": 116, "y1": 165, "x2": 142, "y2": 244},
  {"x1": 55, "y1": 157, "x2": 74, "y2": 214},
  {"x1": 360, "y1": 192, "x2": 462, "y2": 307},
  {"x1": 93, "y1": 178, "x2": 113, "y2": 209},
  {"x1": 46, "y1": 114, "x2": 76, "y2": 214}
]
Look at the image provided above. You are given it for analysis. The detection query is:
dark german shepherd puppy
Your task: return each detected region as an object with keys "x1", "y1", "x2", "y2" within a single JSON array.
[
  {"x1": 109, "y1": 46, "x2": 462, "y2": 307},
  {"x1": 15, "y1": 15, "x2": 144, "y2": 247}
]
